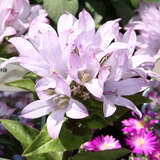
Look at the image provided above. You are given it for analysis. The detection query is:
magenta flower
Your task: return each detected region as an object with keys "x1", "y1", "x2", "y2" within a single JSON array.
[
  {"x1": 21, "y1": 73, "x2": 88, "y2": 139},
  {"x1": 0, "y1": 0, "x2": 48, "y2": 43},
  {"x1": 126, "y1": 130, "x2": 157, "y2": 155},
  {"x1": 82, "y1": 135, "x2": 121, "y2": 151},
  {"x1": 122, "y1": 118, "x2": 146, "y2": 135}
]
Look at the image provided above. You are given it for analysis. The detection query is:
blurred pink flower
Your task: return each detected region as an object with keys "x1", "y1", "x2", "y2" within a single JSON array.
[
  {"x1": 127, "y1": 2, "x2": 160, "y2": 59},
  {"x1": 122, "y1": 118, "x2": 146, "y2": 135},
  {"x1": 0, "y1": 101, "x2": 15, "y2": 118}
]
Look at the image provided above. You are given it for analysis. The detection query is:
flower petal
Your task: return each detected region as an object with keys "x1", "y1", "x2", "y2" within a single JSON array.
[
  {"x1": 21, "y1": 99, "x2": 52, "y2": 119},
  {"x1": 57, "y1": 12, "x2": 76, "y2": 36},
  {"x1": 117, "y1": 78, "x2": 149, "y2": 96},
  {"x1": 103, "y1": 96, "x2": 117, "y2": 117},
  {"x1": 113, "y1": 96, "x2": 142, "y2": 118},
  {"x1": 66, "y1": 98, "x2": 88, "y2": 119},
  {"x1": 9, "y1": 37, "x2": 50, "y2": 77},
  {"x1": 35, "y1": 77, "x2": 56, "y2": 99},
  {"x1": 85, "y1": 78, "x2": 103, "y2": 98},
  {"x1": 95, "y1": 19, "x2": 120, "y2": 50},
  {"x1": 53, "y1": 73, "x2": 71, "y2": 97},
  {"x1": 78, "y1": 9, "x2": 95, "y2": 35},
  {"x1": 47, "y1": 111, "x2": 64, "y2": 139},
  {"x1": 0, "y1": 57, "x2": 19, "y2": 68}
]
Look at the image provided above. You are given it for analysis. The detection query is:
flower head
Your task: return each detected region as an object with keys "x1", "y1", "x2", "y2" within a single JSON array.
[
  {"x1": 21, "y1": 73, "x2": 88, "y2": 139},
  {"x1": 126, "y1": 130, "x2": 157, "y2": 155},
  {"x1": 122, "y1": 118, "x2": 146, "y2": 135},
  {"x1": 82, "y1": 135, "x2": 121, "y2": 151}
]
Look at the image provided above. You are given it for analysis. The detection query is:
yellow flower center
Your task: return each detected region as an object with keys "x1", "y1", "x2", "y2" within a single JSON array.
[
  {"x1": 136, "y1": 121, "x2": 144, "y2": 129},
  {"x1": 103, "y1": 144, "x2": 109, "y2": 149},
  {"x1": 136, "y1": 138, "x2": 145, "y2": 146}
]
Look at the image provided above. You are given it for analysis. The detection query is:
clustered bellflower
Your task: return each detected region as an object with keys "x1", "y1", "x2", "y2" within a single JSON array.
[{"x1": 0, "y1": 6, "x2": 159, "y2": 139}]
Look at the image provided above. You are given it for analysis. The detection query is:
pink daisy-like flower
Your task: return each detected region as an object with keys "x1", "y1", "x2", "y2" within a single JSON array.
[
  {"x1": 126, "y1": 130, "x2": 157, "y2": 156},
  {"x1": 122, "y1": 118, "x2": 146, "y2": 135},
  {"x1": 82, "y1": 135, "x2": 121, "y2": 151}
]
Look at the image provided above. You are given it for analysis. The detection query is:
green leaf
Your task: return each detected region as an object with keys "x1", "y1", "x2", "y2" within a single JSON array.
[
  {"x1": 27, "y1": 153, "x2": 63, "y2": 160},
  {"x1": 76, "y1": 125, "x2": 92, "y2": 142},
  {"x1": 45, "y1": 152, "x2": 63, "y2": 160},
  {"x1": 0, "y1": 119, "x2": 39, "y2": 149},
  {"x1": 130, "y1": 0, "x2": 139, "y2": 8},
  {"x1": 112, "y1": 0, "x2": 134, "y2": 25},
  {"x1": 59, "y1": 124, "x2": 85, "y2": 150},
  {"x1": 70, "y1": 148, "x2": 131, "y2": 160},
  {"x1": 43, "y1": 0, "x2": 79, "y2": 23},
  {"x1": 24, "y1": 72, "x2": 39, "y2": 80},
  {"x1": 84, "y1": 0, "x2": 106, "y2": 26},
  {"x1": 80, "y1": 107, "x2": 128, "y2": 129},
  {"x1": 23, "y1": 125, "x2": 65, "y2": 157},
  {"x1": 30, "y1": 0, "x2": 43, "y2": 3},
  {"x1": 125, "y1": 94, "x2": 152, "y2": 105},
  {"x1": 6, "y1": 79, "x2": 35, "y2": 92},
  {"x1": 24, "y1": 139, "x2": 65, "y2": 157},
  {"x1": 0, "y1": 120, "x2": 58, "y2": 160}
]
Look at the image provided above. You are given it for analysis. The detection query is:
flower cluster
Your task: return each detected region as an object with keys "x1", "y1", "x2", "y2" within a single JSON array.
[
  {"x1": 127, "y1": 1, "x2": 160, "y2": 60},
  {"x1": 122, "y1": 118, "x2": 158, "y2": 156},
  {"x1": 122, "y1": 80, "x2": 160, "y2": 159},
  {"x1": 1, "y1": 5, "x2": 159, "y2": 139},
  {"x1": 81, "y1": 135, "x2": 121, "y2": 151}
]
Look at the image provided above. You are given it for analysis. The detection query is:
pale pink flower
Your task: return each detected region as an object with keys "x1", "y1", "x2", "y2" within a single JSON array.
[
  {"x1": 126, "y1": 2, "x2": 160, "y2": 72},
  {"x1": 21, "y1": 73, "x2": 88, "y2": 139},
  {"x1": 1, "y1": 22, "x2": 69, "y2": 79},
  {"x1": 114, "y1": 28, "x2": 160, "y2": 80},
  {"x1": 0, "y1": 0, "x2": 48, "y2": 43},
  {"x1": 103, "y1": 78, "x2": 148, "y2": 118},
  {"x1": 67, "y1": 10, "x2": 129, "y2": 98}
]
